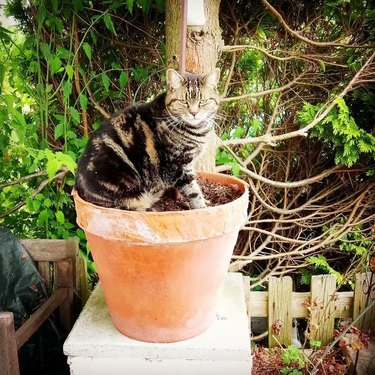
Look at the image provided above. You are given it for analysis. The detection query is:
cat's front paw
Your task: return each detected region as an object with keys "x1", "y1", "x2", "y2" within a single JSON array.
[{"x1": 188, "y1": 196, "x2": 207, "y2": 209}]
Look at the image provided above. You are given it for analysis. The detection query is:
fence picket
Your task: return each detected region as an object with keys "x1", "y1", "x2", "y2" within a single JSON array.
[
  {"x1": 353, "y1": 272, "x2": 375, "y2": 329},
  {"x1": 268, "y1": 276, "x2": 292, "y2": 347},
  {"x1": 309, "y1": 275, "x2": 336, "y2": 345}
]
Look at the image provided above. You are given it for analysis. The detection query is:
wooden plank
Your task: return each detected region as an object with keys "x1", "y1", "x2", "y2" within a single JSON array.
[
  {"x1": 291, "y1": 292, "x2": 310, "y2": 318},
  {"x1": 335, "y1": 291, "x2": 353, "y2": 319},
  {"x1": 55, "y1": 259, "x2": 74, "y2": 331},
  {"x1": 249, "y1": 291, "x2": 268, "y2": 317},
  {"x1": 20, "y1": 239, "x2": 75, "y2": 261},
  {"x1": 353, "y1": 272, "x2": 375, "y2": 329},
  {"x1": 15, "y1": 288, "x2": 68, "y2": 349},
  {"x1": 310, "y1": 275, "x2": 336, "y2": 345},
  {"x1": 268, "y1": 276, "x2": 292, "y2": 347},
  {"x1": 249, "y1": 290, "x2": 353, "y2": 319},
  {"x1": 77, "y1": 255, "x2": 90, "y2": 308},
  {"x1": 0, "y1": 312, "x2": 20, "y2": 375},
  {"x1": 37, "y1": 261, "x2": 52, "y2": 293}
]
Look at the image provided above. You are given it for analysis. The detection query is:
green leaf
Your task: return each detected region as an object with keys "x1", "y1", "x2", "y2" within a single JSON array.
[
  {"x1": 62, "y1": 80, "x2": 72, "y2": 101},
  {"x1": 37, "y1": 6, "x2": 47, "y2": 25},
  {"x1": 46, "y1": 158, "x2": 61, "y2": 180},
  {"x1": 82, "y1": 43, "x2": 92, "y2": 61},
  {"x1": 310, "y1": 340, "x2": 322, "y2": 348},
  {"x1": 57, "y1": 47, "x2": 72, "y2": 59},
  {"x1": 126, "y1": 0, "x2": 135, "y2": 13},
  {"x1": 231, "y1": 162, "x2": 240, "y2": 177},
  {"x1": 33, "y1": 200, "x2": 41, "y2": 211},
  {"x1": 140, "y1": 0, "x2": 152, "y2": 12},
  {"x1": 35, "y1": 193, "x2": 44, "y2": 201},
  {"x1": 79, "y1": 94, "x2": 88, "y2": 109},
  {"x1": 232, "y1": 126, "x2": 245, "y2": 139},
  {"x1": 102, "y1": 73, "x2": 110, "y2": 91},
  {"x1": 43, "y1": 198, "x2": 52, "y2": 208},
  {"x1": 55, "y1": 152, "x2": 77, "y2": 174},
  {"x1": 50, "y1": 57, "x2": 62, "y2": 75},
  {"x1": 65, "y1": 64, "x2": 74, "y2": 80},
  {"x1": 119, "y1": 71, "x2": 129, "y2": 89},
  {"x1": 38, "y1": 209, "x2": 49, "y2": 225},
  {"x1": 40, "y1": 42, "x2": 52, "y2": 61},
  {"x1": 69, "y1": 107, "x2": 80, "y2": 124},
  {"x1": 56, "y1": 210, "x2": 65, "y2": 223},
  {"x1": 103, "y1": 14, "x2": 116, "y2": 35},
  {"x1": 54, "y1": 123, "x2": 65, "y2": 140},
  {"x1": 73, "y1": 0, "x2": 84, "y2": 11}
]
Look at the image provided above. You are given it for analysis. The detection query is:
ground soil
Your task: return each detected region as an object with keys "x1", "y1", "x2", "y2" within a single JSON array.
[{"x1": 151, "y1": 176, "x2": 243, "y2": 212}]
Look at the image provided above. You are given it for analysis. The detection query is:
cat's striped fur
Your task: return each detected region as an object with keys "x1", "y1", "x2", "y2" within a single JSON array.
[{"x1": 75, "y1": 68, "x2": 220, "y2": 211}]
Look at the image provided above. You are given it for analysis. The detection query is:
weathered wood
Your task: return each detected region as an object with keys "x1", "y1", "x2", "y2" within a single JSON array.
[
  {"x1": 0, "y1": 312, "x2": 20, "y2": 375},
  {"x1": 15, "y1": 289, "x2": 68, "y2": 349},
  {"x1": 353, "y1": 272, "x2": 375, "y2": 329},
  {"x1": 1, "y1": 237, "x2": 86, "y2": 373},
  {"x1": 291, "y1": 292, "x2": 310, "y2": 318},
  {"x1": 249, "y1": 290, "x2": 353, "y2": 319},
  {"x1": 310, "y1": 275, "x2": 337, "y2": 345},
  {"x1": 249, "y1": 291, "x2": 268, "y2": 317},
  {"x1": 20, "y1": 239, "x2": 75, "y2": 261},
  {"x1": 335, "y1": 291, "x2": 354, "y2": 319},
  {"x1": 37, "y1": 261, "x2": 52, "y2": 293},
  {"x1": 55, "y1": 259, "x2": 75, "y2": 331},
  {"x1": 268, "y1": 276, "x2": 292, "y2": 347},
  {"x1": 77, "y1": 255, "x2": 90, "y2": 307}
]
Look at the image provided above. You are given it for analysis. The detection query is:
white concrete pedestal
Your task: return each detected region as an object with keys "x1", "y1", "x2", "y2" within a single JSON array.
[{"x1": 63, "y1": 273, "x2": 252, "y2": 374}]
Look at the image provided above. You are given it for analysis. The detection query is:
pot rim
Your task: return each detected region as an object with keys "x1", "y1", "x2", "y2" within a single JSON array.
[
  {"x1": 72, "y1": 171, "x2": 248, "y2": 217},
  {"x1": 73, "y1": 171, "x2": 249, "y2": 243}
]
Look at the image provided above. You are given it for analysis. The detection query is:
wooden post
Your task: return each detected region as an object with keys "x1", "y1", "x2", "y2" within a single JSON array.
[
  {"x1": 268, "y1": 276, "x2": 292, "y2": 347},
  {"x1": 55, "y1": 259, "x2": 74, "y2": 331},
  {"x1": 77, "y1": 255, "x2": 90, "y2": 307},
  {"x1": 0, "y1": 312, "x2": 20, "y2": 375},
  {"x1": 353, "y1": 272, "x2": 375, "y2": 329},
  {"x1": 310, "y1": 275, "x2": 336, "y2": 345},
  {"x1": 37, "y1": 261, "x2": 52, "y2": 294}
]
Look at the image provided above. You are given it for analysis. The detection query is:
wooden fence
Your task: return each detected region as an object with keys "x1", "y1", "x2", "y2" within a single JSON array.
[{"x1": 243, "y1": 273, "x2": 375, "y2": 347}]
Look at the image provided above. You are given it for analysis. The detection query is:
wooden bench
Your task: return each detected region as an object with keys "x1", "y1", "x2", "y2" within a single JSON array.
[{"x1": 0, "y1": 238, "x2": 89, "y2": 375}]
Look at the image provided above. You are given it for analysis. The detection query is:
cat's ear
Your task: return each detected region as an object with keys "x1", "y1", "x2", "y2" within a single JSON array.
[
  {"x1": 166, "y1": 69, "x2": 184, "y2": 90},
  {"x1": 203, "y1": 68, "x2": 220, "y2": 88}
]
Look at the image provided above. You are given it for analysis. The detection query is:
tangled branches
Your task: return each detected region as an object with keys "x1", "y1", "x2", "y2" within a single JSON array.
[{"x1": 218, "y1": 0, "x2": 375, "y2": 284}]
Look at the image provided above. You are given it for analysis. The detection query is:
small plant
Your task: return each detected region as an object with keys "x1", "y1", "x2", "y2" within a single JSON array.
[{"x1": 280, "y1": 345, "x2": 307, "y2": 374}]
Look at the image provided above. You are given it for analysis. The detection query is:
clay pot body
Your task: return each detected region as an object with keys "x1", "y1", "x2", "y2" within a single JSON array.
[{"x1": 73, "y1": 172, "x2": 248, "y2": 343}]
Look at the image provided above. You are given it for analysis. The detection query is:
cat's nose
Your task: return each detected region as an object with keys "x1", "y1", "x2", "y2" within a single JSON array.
[{"x1": 189, "y1": 109, "x2": 198, "y2": 117}]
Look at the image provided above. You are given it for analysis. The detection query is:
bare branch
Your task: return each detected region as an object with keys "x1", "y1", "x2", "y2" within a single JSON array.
[{"x1": 262, "y1": 0, "x2": 375, "y2": 49}]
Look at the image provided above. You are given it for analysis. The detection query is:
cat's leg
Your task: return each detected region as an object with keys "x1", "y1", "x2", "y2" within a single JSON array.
[{"x1": 175, "y1": 171, "x2": 206, "y2": 209}]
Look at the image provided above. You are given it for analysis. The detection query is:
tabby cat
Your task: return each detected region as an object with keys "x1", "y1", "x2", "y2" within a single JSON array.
[{"x1": 75, "y1": 68, "x2": 220, "y2": 211}]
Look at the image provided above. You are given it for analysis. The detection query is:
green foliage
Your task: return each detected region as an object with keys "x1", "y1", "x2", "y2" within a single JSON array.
[
  {"x1": 301, "y1": 220, "x2": 372, "y2": 287},
  {"x1": 310, "y1": 340, "x2": 322, "y2": 349},
  {"x1": 280, "y1": 345, "x2": 307, "y2": 374},
  {"x1": 297, "y1": 99, "x2": 375, "y2": 166},
  {"x1": 1, "y1": 0, "x2": 166, "y2": 280},
  {"x1": 306, "y1": 255, "x2": 343, "y2": 284}
]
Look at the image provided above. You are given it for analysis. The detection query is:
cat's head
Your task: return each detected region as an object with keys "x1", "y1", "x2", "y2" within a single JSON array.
[{"x1": 165, "y1": 68, "x2": 220, "y2": 126}]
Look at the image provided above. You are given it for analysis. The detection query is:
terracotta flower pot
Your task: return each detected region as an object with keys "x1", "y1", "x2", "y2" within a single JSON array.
[{"x1": 73, "y1": 171, "x2": 248, "y2": 343}]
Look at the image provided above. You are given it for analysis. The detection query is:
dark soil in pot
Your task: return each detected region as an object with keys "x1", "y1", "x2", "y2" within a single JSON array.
[{"x1": 152, "y1": 176, "x2": 244, "y2": 211}]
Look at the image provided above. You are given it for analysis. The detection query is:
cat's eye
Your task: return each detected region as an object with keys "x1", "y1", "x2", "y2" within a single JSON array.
[
  {"x1": 200, "y1": 99, "x2": 210, "y2": 105},
  {"x1": 178, "y1": 100, "x2": 188, "y2": 106}
]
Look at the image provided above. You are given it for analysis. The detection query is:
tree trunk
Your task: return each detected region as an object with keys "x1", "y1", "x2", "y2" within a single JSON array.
[{"x1": 165, "y1": 0, "x2": 223, "y2": 172}]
